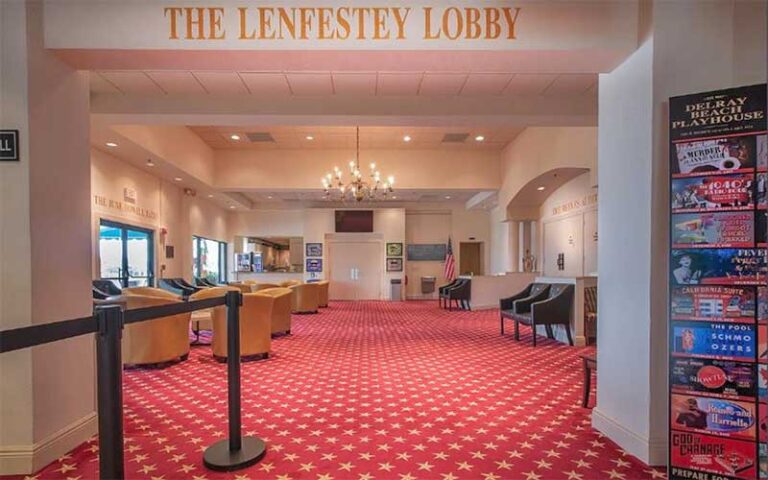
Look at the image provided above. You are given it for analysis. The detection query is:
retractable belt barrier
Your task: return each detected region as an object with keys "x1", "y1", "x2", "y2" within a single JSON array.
[{"x1": 0, "y1": 290, "x2": 266, "y2": 479}]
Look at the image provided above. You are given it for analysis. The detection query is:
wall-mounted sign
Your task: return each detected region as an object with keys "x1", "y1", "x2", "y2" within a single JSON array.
[
  {"x1": 306, "y1": 243, "x2": 323, "y2": 257},
  {"x1": 93, "y1": 194, "x2": 158, "y2": 220},
  {"x1": 0, "y1": 130, "x2": 19, "y2": 162},
  {"x1": 386, "y1": 257, "x2": 403, "y2": 272},
  {"x1": 668, "y1": 83, "x2": 767, "y2": 480},
  {"x1": 306, "y1": 258, "x2": 322, "y2": 273},
  {"x1": 124, "y1": 187, "x2": 137, "y2": 204}
]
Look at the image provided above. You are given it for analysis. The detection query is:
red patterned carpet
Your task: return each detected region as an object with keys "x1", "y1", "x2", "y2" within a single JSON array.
[{"x1": 13, "y1": 301, "x2": 665, "y2": 480}]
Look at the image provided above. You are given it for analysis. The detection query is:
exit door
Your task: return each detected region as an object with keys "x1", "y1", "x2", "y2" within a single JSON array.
[
  {"x1": 328, "y1": 242, "x2": 381, "y2": 300},
  {"x1": 459, "y1": 242, "x2": 483, "y2": 276}
]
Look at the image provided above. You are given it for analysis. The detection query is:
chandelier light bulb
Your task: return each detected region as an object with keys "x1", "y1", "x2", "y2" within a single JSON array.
[
  {"x1": 370, "y1": 162, "x2": 376, "y2": 170},
  {"x1": 388, "y1": 176, "x2": 395, "y2": 185}
]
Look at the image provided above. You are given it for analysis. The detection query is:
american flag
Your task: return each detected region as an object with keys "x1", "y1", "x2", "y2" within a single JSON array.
[{"x1": 444, "y1": 237, "x2": 456, "y2": 281}]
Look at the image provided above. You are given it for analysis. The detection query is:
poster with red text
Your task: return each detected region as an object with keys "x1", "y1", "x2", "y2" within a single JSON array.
[{"x1": 671, "y1": 431, "x2": 757, "y2": 479}]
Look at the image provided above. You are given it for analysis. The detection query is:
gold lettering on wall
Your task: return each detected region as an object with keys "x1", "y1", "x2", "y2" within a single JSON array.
[
  {"x1": 165, "y1": 6, "x2": 522, "y2": 42},
  {"x1": 94, "y1": 195, "x2": 158, "y2": 220},
  {"x1": 551, "y1": 193, "x2": 598, "y2": 217}
]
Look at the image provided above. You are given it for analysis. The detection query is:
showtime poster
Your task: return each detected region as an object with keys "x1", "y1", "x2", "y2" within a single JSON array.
[{"x1": 670, "y1": 84, "x2": 767, "y2": 480}]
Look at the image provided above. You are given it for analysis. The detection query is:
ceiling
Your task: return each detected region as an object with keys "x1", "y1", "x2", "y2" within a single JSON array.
[
  {"x1": 189, "y1": 125, "x2": 524, "y2": 150},
  {"x1": 90, "y1": 71, "x2": 597, "y2": 98}
]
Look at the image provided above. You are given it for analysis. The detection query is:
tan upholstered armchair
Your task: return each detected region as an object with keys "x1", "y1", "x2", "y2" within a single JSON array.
[
  {"x1": 280, "y1": 280, "x2": 302, "y2": 288},
  {"x1": 190, "y1": 287, "x2": 273, "y2": 360},
  {"x1": 113, "y1": 289, "x2": 190, "y2": 366},
  {"x1": 228, "y1": 282, "x2": 255, "y2": 293},
  {"x1": 290, "y1": 283, "x2": 319, "y2": 314},
  {"x1": 315, "y1": 280, "x2": 330, "y2": 307},
  {"x1": 246, "y1": 282, "x2": 281, "y2": 292},
  {"x1": 258, "y1": 287, "x2": 293, "y2": 335}
]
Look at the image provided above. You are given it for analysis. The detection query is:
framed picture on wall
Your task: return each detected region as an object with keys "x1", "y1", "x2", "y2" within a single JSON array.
[
  {"x1": 306, "y1": 258, "x2": 323, "y2": 273},
  {"x1": 386, "y1": 257, "x2": 403, "y2": 272},
  {"x1": 386, "y1": 242, "x2": 403, "y2": 257},
  {"x1": 306, "y1": 243, "x2": 322, "y2": 257}
]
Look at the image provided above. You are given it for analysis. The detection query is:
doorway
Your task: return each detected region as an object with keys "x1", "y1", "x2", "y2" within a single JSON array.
[
  {"x1": 328, "y1": 241, "x2": 382, "y2": 300},
  {"x1": 459, "y1": 242, "x2": 483, "y2": 276},
  {"x1": 98, "y1": 220, "x2": 154, "y2": 288}
]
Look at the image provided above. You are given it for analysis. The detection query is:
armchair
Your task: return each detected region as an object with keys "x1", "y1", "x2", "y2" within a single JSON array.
[
  {"x1": 315, "y1": 280, "x2": 330, "y2": 307},
  {"x1": 290, "y1": 283, "x2": 320, "y2": 313},
  {"x1": 446, "y1": 279, "x2": 471, "y2": 311},
  {"x1": 113, "y1": 292, "x2": 191, "y2": 366},
  {"x1": 211, "y1": 292, "x2": 273, "y2": 361},
  {"x1": 280, "y1": 280, "x2": 302, "y2": 288},
  {"x1": 438, "y1": 279, "x2": 461, "y2": 308},
  {"x1": 500, "y1": 283, "x2": 550, "y2": 335},
  {"x1": 510, "y1": 284, "x2": 575, "y2": 346},
  {"x1": 258, "y1": 287, "x2": 293, "y2": 335}
]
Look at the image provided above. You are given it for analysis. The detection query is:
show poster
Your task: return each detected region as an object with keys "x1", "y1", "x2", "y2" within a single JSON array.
[
  {"x1": 673, "y1": 136, "x2": 757, "y2": 177},
  {"x1": 671, "y1": 249, "x2": 766, "y2": 286},
  {"x1": 672, "y1": 174, "x2": 755, "y2": 213},
  {"x1": 671, "y1": 321, "x2": 755, "y2": 362},
  {"x1": 671, "y1": 394, "x2": 756, "y2": 440},
  {"x1": 672, "y1": 212, "x2": 755, "y2": 248},
  {"x1": 671, "y1": 357, "x2": 757, "y2": 399},
  {"x1": 670, "y1": 83, "x2": 767, "y2": 480},
  {"x1": 671, "y1": 431, "x2": 756, "y2": 479},
  {"x1": 671, "y1": 286, "x2": 756, "y2": 323}
]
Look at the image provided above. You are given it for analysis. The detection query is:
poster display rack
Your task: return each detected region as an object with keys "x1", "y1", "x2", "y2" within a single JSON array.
[{"x1": 668, "y1": 83, "x2": 767, "y2": 480}]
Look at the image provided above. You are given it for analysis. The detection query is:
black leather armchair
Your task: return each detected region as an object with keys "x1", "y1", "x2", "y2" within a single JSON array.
[
  {"x1": 176, "y1": 278, "x2": 203, "y2": 293},
  {"x1": 500, "y1": 283, "x2": 550, "y2": 335},
  {"x1": 93, "y1": 279, "x2": 122, "y2": 296},
  {"x1": 159, "y1": 278, "x2": 197, "y2": 297},
  {"x1": 445, "y1": 278, "x2": 471, "y2": 311},
  {"x1": 510, "y1": 284, "x2": 575, "y2": 346},
  {"x1": 196, "y1": 277, "x2": 219, "y2": 287},
  {"x1": 438, "y1": 279, "x2": 461, "y2": 308}
]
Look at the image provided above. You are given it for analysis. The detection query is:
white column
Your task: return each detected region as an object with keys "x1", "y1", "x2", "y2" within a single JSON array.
[
  {"x1": 594, "y1": 0, "x2": 767, "y2": 466},
  {"x1": 0, "y1": 1, "x2": 95, "y2": 474}
]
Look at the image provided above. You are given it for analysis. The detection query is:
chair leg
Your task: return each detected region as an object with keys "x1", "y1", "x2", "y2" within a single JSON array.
[
  {"x1": 565, "y1": 323, "x2": 574, "y2": 346},
  {"x1": 500, "y1": 316, "x2": 505, "y2": 335},
  {"x1": 532, "y1": 323, "x2": 537, "y2": 347},
  {"x1": 465, "y1": 301, "x2": 471, "y2": 311},
  {"x1": 514, "y1": 320, "x2": 519, "y2": 341},
  {"x1": 581, "y1": 359, "x2": 591, "y2": 408}
]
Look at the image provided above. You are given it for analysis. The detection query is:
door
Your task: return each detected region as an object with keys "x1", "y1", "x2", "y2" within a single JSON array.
[
  {"x1": 328, "y1": 242, "x2": 381, "y2": 300},
  {"x1": 459, "y1": 242, "x2": 483, "y2": 276},
  {"x1": 99, "y1": 220, "x2": 154, "y2": 287}
]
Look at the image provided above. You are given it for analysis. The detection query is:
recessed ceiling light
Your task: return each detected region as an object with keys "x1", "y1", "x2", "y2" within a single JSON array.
[
  {"x1": 230, "y1": 134, "x2": 241, "y2": 141},
  {"x1": 207, "y1": 194, "x2": 214, "y2": 198},
  {"x1": 392, "y1": 196, "x2": 397, "y2": 199},
  {"x1": 146, "y1": 159, "x2": 155, "y2": 167},
  {"x1": 537, "y1": 186, "x2": 546, "y2": 191},
  {"x1": 474, "y1": 135, "x2": 485, "y2": 142},
  {"x1": 445, "y1": 195, "x2": 452, "y2": 200},
  {"x1": 105, "y1": 142, "x2": 118, "y2": 148},
  {"x1": 229, "y1": 205, "x2": 236, "y2": 209},
  {"x1": 403, "y1": 135, "x2": 412, "y2": 142},
  {"x1": 267, "y1": 195, "x2": 273, "y2": 199},
  {"x1": 306, "y1": 135, "x2": 314, "y2": 141},
  {"x1": 174, "y1": 177, "x2": 182, "y2": 182}
]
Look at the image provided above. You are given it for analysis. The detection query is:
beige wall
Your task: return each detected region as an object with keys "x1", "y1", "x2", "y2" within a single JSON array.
[
  {"x1": 91, "y1": 149, "x2": 230, "y2": 283},
  {"x1": 538, "y1": 173, "x2": 598, "y2": 277},
  {"x1": 215, "y1": 148, "x2": 501, "y2": 190},
  {"x1": 1, "y1": 2, "x2": 95, "y2": 474},
  {"x1": 488, "y1": 127, "x2": 597, "y2": 276}
]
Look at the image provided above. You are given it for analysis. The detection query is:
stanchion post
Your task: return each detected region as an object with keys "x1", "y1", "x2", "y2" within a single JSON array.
[
  {"x1": 95, "y1": 305, "x2": 125, "y2": 480},
  {"x1": 203, "y1": 291, "x2": 266, "y2": 471}
]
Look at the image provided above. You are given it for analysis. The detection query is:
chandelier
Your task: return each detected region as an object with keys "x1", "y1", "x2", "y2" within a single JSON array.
[{"x1": 322, "y1": 127, "x2": 395, "y2": 202}]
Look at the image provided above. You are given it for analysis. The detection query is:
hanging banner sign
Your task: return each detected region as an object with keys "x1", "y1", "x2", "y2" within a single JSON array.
[{"x1": 669, "y1": 83, "x2": 768, "y2": 480}]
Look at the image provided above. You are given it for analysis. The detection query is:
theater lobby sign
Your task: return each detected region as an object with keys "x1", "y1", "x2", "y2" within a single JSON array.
[{"x1": 0, "y1": 1, "x2": 766, "y2": 479}]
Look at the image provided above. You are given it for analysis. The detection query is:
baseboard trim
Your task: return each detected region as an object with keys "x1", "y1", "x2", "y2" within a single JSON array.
[
  {"x1": 592, "y1": 408, "x2": 667, "y2": 466},
  {"x1": 0, "y1": 412, "x2": 97, "y2": 475}
]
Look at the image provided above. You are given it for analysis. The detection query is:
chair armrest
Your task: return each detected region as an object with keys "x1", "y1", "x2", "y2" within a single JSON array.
[
  {"x1": 513, "y1": 290, "x2": 549, "y2": 313},
  {"x1": 531, "y1": 289, "x2": 574, "y2": 322},
  {"x1": 500, "y1": 290, "x2": 531, "y2": 310}
]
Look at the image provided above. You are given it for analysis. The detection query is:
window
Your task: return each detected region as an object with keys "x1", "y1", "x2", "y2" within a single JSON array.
[
  {"x1": 99, "y1": 220, "x2": 154, "y2": 288},
  {"x1": 193, "y1": 236, "x2": 227, "y2": 283}
]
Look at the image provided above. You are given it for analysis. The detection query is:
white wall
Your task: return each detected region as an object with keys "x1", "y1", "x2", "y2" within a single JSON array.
[
  {"x1": 91, "y1": 149, "x2": 231, "y2": 283},
  {"x1": 539, "y1": 173, "x2": 598, "y2": 277},
  {"x1": 595, "y1": 0, "x2": 767, "y2": 466},
  {"x1": 0, "y1": 2, "x2": 95, "y2": 474}
]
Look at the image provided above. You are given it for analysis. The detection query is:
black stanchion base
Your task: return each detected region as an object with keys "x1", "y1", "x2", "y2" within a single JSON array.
[{"x1": 203, "y1": 437, "x2": 267, "y2": 472}]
